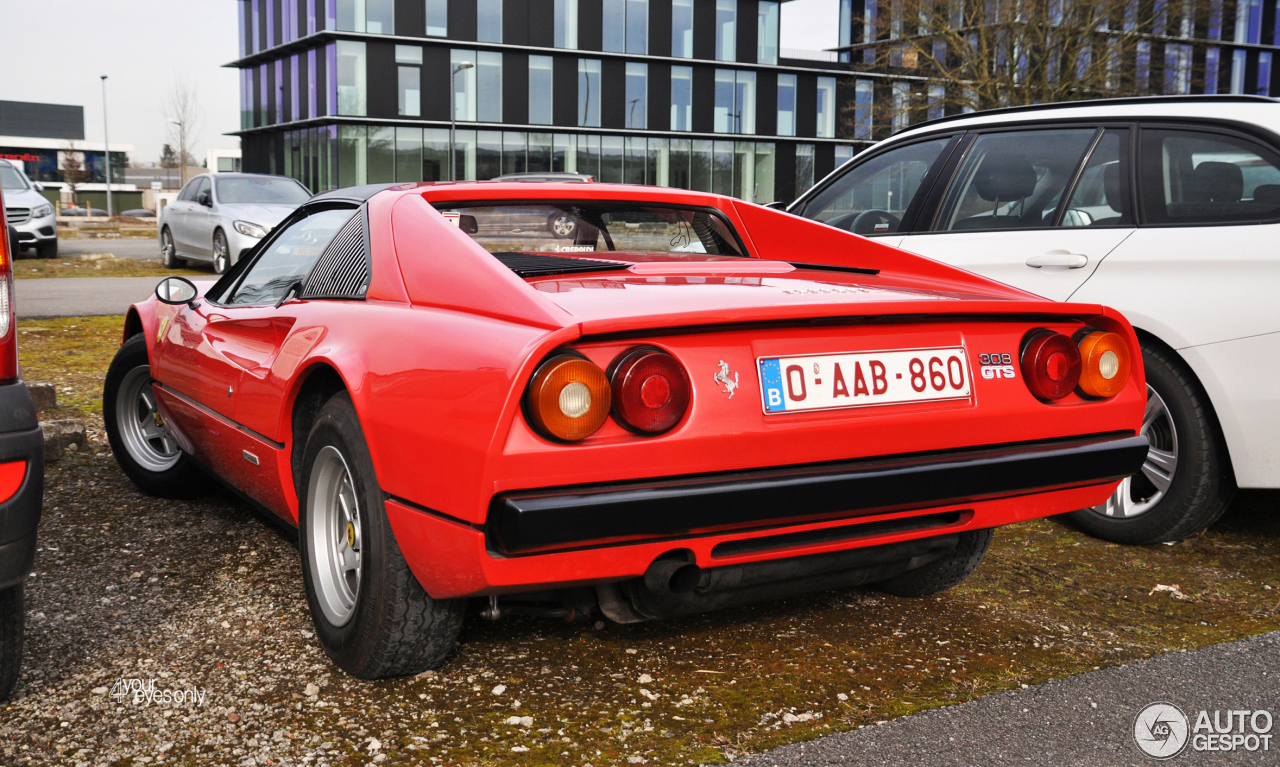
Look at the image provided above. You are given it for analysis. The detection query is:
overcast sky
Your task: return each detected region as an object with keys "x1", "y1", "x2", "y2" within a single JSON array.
[{"x1": 0, "y1": 0, "x2": 837, "y2": 167}]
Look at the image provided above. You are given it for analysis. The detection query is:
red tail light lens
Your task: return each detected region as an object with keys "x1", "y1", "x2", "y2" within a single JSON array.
[
  {"x1": 1021, "y1": 331, "x2": 1081, "y2": 401},
  {"x1": 610, "y1": 348, "x2": 690, "y2": 434}
]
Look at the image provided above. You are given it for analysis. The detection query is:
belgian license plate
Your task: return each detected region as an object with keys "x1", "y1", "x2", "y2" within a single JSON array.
[{"x1": 758, "y1": 347, "x2": 972, "y2": 414}]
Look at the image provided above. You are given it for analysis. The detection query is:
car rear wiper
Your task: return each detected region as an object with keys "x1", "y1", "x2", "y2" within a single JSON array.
[{"x1": 786, "y1": 261, "x2": 880, "y2": 276}]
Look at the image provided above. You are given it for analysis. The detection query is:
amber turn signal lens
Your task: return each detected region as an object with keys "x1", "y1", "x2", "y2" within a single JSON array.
[
  {"x1": 1021, "y1": 331, "x2": 1082, "y2": 401},
  {"x1": 526, "y1": 355, "x2": 612, "y2": 441},
  {"x1": 1077, "y1": 331, "x2": 1131, "y2": 398}
]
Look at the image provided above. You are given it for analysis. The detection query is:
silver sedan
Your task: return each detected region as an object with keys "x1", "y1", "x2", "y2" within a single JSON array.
[{"x1": 159, "y1": 173, "x2": 310, "y2": 273}]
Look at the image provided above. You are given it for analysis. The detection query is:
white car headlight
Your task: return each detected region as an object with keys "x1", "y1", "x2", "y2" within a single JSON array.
[
  {"x1": 32, "y1": 204, "x2": 52, "y2": 219},
  {"x1": 234, "y1": 220, "x2": 268, "y2": 238}
]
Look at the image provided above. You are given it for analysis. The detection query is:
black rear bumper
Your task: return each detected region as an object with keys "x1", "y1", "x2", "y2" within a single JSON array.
[
  {"x1": 0, "y1": 382, "x2": 43, "y2": 590},
  {"x1": 490, "y1": 432, "x2": 1148, "y2": 554}
]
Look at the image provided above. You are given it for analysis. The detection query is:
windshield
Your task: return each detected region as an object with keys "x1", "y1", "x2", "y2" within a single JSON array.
[
  {"x1": 216, "y1": 176, "x2": 310, "y2": 205},
  {"x1": 433, "y1": 202, "x2": 745, "y2": 256},
  {"x1": 0, "y1": 166, "x2": 29, "y2": 191}
]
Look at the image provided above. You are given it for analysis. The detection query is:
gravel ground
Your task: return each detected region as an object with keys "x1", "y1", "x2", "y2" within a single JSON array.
[{"x1": 6, "y1": 317, "x2": 1280, "y2": 766}]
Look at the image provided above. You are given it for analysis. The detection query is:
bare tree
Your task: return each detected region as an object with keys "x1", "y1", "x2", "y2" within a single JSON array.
[
  {"x1": 59, "y1": 145, "x2": 89, "y2": 206},
  {"x1": 163, "y1": 79, "x2": 202, "y2": 187},
  {"x1": 846, "y1": 0, "x2": 1214, "y2": 136}
]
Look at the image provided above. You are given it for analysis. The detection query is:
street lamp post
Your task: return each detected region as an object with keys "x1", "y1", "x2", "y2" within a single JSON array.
[
  {"x1": 449, "y1": 61, "x2": 473, "y2": 182},
  {"x1": 100, "y1": 75, "x2": 112, "y2": 218},
  {"x1": 168, "y1": 119, "x2": 186, "y2": 188}
]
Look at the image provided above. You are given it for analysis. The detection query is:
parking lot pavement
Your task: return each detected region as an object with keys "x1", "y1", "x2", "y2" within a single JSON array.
[
  {"x1": 728, "y1": 630, "x2": 1280, "y2": 767},
  {"x1": 15, "y1": 277, "x2": 160, "y2": 318},
  {"x1": 38, "y1": 238, "x2": 161, "y2": 261}
]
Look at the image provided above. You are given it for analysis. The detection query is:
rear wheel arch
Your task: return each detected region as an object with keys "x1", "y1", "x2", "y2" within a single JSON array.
[
  {"x1": 1131, "y1": 327, "x2": 1237, "y2": 485},
  {"x1": 289, "y1": 364, "x2": 350, "y2": 500}
]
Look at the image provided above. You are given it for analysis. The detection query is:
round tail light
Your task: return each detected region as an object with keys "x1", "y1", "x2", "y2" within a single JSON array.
[
  {"x1": 526, "y1": 355, "x2": 612, "y2": 441},
  {"x1": 1077, "y1": 331, "x2": 1131, "y2": 398},
  {"x1": 610, "y1": 348, "x2": 691, "y2": 434},
  {"x1": 1021, "y1": 331, "x2": 1082, "y2": 401}
]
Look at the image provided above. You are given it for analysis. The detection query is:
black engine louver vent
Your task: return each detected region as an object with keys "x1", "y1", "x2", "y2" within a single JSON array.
[
  {"x1": 491, "y1": 252, "x2": 631, "y2": 278},
  {"x1": 302, "y1": 207, "x2": 371, "y2": 300}
]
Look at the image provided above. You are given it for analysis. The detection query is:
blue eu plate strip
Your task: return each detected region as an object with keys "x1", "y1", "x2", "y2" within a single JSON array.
[{"x1": 759, "y1": 358, "x2": 786, "y2": 412}]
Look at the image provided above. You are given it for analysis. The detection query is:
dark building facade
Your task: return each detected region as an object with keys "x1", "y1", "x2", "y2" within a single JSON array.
[{"x1": 230, "y1": 0, "x2": 931, "y2": 202}]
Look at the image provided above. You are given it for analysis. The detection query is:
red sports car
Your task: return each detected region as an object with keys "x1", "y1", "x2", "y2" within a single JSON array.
[{"x1": 104, "y1": 182, "x2": 1147, "y2": 679}]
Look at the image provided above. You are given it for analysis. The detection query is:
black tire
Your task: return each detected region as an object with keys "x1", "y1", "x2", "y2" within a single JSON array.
[
  {"x1": 35, "y1": 239, "x2": 57, "y2": 259},
  {"x1": 875, "y1": 529, "x2": 994, "y2": 597},
  {"x1": 0, "y1": 584, "x2": 22, "y2": 702},
  {"x1": 103, "y1": 334, "x2": 213, "y2": 499},
  {"x1": 212, "y1": 229, "x2": 231, "y2": 274},
  {"x1": 160, "y1": 227, "x2": 183, "y2": 269},
  {"x1": 299, "y1": 392, "x2": 464, "y2": 678},
  {"x1": 1069, "y1": 343, "x2": 1235, "y2": 544}
]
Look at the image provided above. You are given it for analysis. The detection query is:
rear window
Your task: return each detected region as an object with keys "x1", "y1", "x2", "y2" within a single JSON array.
[
  {"x1": 432, "y1": 202, "x2": 745, "y2": 257},
  {"x1": 1139, "y1": 128, "x2": 1280, "y2": 225}
]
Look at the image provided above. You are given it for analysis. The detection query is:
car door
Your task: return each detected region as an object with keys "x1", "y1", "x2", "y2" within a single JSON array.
[
  {"x1": 187, "y1": 177, "x2": 214, "y2": 259},
  {"x1": 899, "y1": 126, "x2": 1137, "y2": 302},
  {"x1": 165, "y1": 180, "x2": 195, "y2": 254},
  {"x1": 151, "y1": 204, "x2": 360, "y2": 510},
  {"x1": 790, "y1": 134, "x2": 959, "y2": 253},
  {"x1": 1072, "y1": 123, "x2": 1280, "y2": 488}
]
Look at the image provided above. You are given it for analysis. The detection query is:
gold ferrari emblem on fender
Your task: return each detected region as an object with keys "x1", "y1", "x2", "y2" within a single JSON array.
[
  {"x1": 714, "y1": 360, "x2": 739, "y2": 399},
  {"x1": 156, "y1": 316, "x2": 170, "y2": 343}
]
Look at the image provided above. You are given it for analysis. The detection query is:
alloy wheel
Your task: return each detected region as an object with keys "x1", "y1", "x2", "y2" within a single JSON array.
[
  {"x1": 161, "y1": 230, "x2": 176, "y2": 267},
  {"x1": 213, "y1": 233, "x2": 230, "y2": 274},
  {"x1": 307, "y1": 446, "x2": 363, "y2": 626},
  {"x1": 1092, "y1": 384, "x2": 1178, "y2": 518},
  {"x1": 115, "y1": 365, "x2": 181, "y2": 473}
]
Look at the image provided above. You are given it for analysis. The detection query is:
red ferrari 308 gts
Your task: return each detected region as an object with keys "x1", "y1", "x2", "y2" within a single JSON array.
[{"x1": 104, "y1": 182, "x2": 1147, "y2": 678}]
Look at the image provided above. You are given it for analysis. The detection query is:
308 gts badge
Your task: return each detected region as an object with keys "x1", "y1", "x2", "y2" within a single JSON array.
[{"x1": 978, "y1": 352, "x2": 1017, "y2": 380}]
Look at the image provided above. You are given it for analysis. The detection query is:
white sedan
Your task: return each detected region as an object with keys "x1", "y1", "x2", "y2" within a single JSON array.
[{"x1": 790, "y1": 94, "x2": 1280, "y2": 544}]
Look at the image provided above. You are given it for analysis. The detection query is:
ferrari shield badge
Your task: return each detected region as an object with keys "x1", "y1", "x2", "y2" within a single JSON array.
[{"x1": 714, "y1": 360, "x2": 739, "y2": 399}]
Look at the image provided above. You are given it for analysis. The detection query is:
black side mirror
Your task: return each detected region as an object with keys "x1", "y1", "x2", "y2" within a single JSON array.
[
  {"x1": 458, "y1": 214, "x2": 479, "y2": 234},
  {"x1": 197, "y1": 192, "x2": 212, "y2": 207},
  {"x1": 6, "y1": 226, "x2": 16, "y2": 259},
  {"x1": 156, "y1": 276, "x2": 199, "y2": 305}
]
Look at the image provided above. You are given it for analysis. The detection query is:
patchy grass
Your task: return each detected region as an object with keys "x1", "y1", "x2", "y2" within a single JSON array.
[
  {"x1": 13, "y1": 256, "x2": 208, "y2": 280},
  {"x1": 18, "y1": 315, "x2": 124, "y2": 418},
  {"x1": 13, "y1": 319, "x2": 1280, "y2": 766}
]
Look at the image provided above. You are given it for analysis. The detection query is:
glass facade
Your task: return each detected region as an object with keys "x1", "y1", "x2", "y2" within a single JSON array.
[
  {"x1": 672, "y1": 0, "x2": 693, "y2": 58},
  {"x1": 757, "y1": 2, "x2": 779, "y2": 65},
  {"x1": 578, "y1": 59, "x2": 602, "y2": 127},
  {"x1": 335, "y1": 0, "x2": 394, "y2": 33},
  {"x1": 336, "y1": 41, "x2": 366, "y2": 116},
  {"x1": 777, "y1": 74, "x2": 796, "y2": 137},
  {"x1": 671, "y1": 66, "x2": 693, "y2": 131},
  {"x1": 452, "y1": 49, "x2": 477, "y2": 121},
  {"x1": 626, "y1": 63, "x2": 648, "y2": 129},
  {"x1": 854, "y1": 80, "x2": 873, "y2": 140},
  {"x1": 555, "y1": 0, "x2": 579, "y2": 48},
  {"x1": 715, "y1": 70, "x2": 755, "y2": 134},
  {"x1": 427, "y1": 0, "x2": 447, "y2": 35},
  {"x1": 529, "y1": 56, "x2": 554, "y2": 125},
  {"x1": 817, "y1": 77, "x2": 836, "y2": 138},
  {"x1": 478, "y1": 0, "x2": 503, "y2": 42},
  {"x1": 397, "y1": 46, "x2": 423, "y2": 117},
  {"x1": 715, "y1": 0, "x2": 736, "y2": 61},
  {"x1": 477, "y1": 51, "x2": 503, "y2": 122}
]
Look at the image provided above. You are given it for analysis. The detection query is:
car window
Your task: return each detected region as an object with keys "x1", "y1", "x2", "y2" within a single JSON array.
[
  {"x1": 433, "y1": 202, "x2": 745, "y2": 256},
  {"x1": 224, "y1": 208, "x2": 357, "y2": 306},
  {"x1": 192, "y1": 177, "x2": 211, "y2": 201},
  {"x1": 1061, "y1": 129, "x2": 1132, "y2": 228},
  {"x1": 0, "y1": 165, "x2": 28, "y2": 191},
  {"x1": 931, "y1": 129, "x2": 1097, "y2": 232},
  {"x1": 1139, "y1": 128, "x2": 1280, "y2": 225},
  {"x1": 216, "y1": 176, "x2": 311, "y2": 204},
  {"x1": 799, "y1": 138, "x2": 950, "y2": 235},
  {"x1": 177, "y1": 180, "x2": 198, "y2": 201}
]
